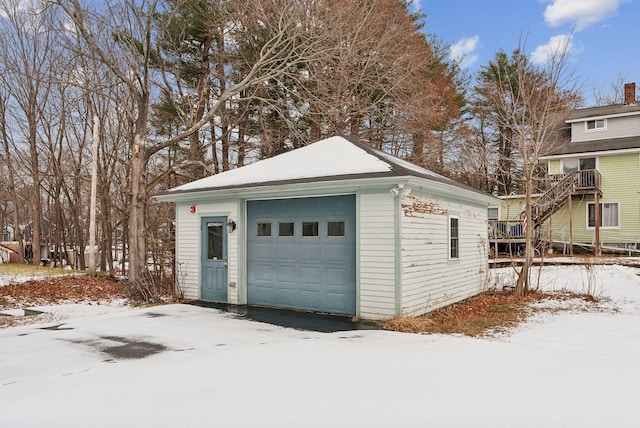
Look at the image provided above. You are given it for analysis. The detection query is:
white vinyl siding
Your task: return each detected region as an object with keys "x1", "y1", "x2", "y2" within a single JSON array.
[
  {"x1": 572, "y1": 115, "x2": 640, "y2": 142},
  {"x1": 400, "y1": 193, "x2": 489, "y2": 316},
  {"x1": 173, "y1": 186, "x2": 494, "y2": 320},
  {"x1": 358, "y1": 192, "x2": 396, "y2": 320},
  {"x1": 175, "y1": 201, "x2": 239, "y2": 302}
]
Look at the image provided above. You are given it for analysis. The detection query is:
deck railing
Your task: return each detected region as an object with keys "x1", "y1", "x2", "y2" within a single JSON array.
[
  {"x1": 488, "y1": 220, "x2": 525, "y2": 240},
  {"x1": 490, "y1": 170, "x2": 602, "y2": 242},
  {"x1": 547, "y1": 169, "x2": 601, "y2": 192}
]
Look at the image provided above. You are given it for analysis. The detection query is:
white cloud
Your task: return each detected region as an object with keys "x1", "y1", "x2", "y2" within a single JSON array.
[
  {"x1": 531, "y1": 33, "x2": 575, "y2": 65},
  {"x1": 544, "y1": 0, "x2": 622, "y2": 30},
  {"x1": 450, "y1": 35, "x2": 480, "y2": 69}
]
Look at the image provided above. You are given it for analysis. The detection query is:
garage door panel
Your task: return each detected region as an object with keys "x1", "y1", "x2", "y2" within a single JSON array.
[
  {"x1": 300, "y1": 291, "x2": 322, "y2": 310},
  {"x1": 325, "y1": 248, "x2": 349, "y2": 263},
  {"x1": 247, "y1": 196, "x2": 356, "y2": 315},
  {"x1": 275, "y1": 265, "x2": 296, "y2": 283},
  {"x1": 251, "y1": 263, "x2": 275, "y2": 281},
  {"x1": 250, "y1": 286, "x2": 273, "y2": 303},
  {"x1": 251, "y1": 244, "x2": 274, "y2": 260},
  {"x1": 299, "y1": 243, "x2": 321, "y2": 259},
  {"x1": 325, "y1": 267, "x2": 350, "y2": 286},
  {"x1": 277, "y1": 288, "x2": 300, "y2": 307},
  {"x1": 276, "y1": 243, "x2": 297, "y2": 260},
  {"x1": 325, "y1": 293, "x2": 349, "y2": 313},
  {"x1": 299, "y1": 266, "x2": 323, "y2": 284}
]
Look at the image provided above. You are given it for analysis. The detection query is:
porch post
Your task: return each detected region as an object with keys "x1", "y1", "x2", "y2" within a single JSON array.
[
  {"x1": 568, "y1": 195, "x2": 573, "y2": 256},
  {"x1": 594, "y1": 191, "x2": 601, "y2": 257}
]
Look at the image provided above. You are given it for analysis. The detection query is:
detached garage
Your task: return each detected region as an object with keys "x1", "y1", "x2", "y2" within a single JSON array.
[{"x1": 156, "y1": 136, "x2": 499, "y2": 320}]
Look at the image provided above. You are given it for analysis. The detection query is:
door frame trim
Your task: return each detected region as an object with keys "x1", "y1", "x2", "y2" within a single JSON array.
[{"x1": 200, "y1": 215, "x2": 229, "y2": 302}]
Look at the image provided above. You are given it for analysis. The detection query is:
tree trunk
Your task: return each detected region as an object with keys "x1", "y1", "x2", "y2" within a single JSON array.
[
  {"x1": 128, "y1": 131, "x2": 148, "y2": 283},
  {"x1": 100, "y1": 190, "x2": 113, "y2": 273},
  {"x1": 0, "y1": 98, "x2": 23, "y2": 262},
  {"x1": 210, "y1": 120, "x2": 220, "y2": 174},
  {"x1": 515, "y1": 183, "x2": 534, "y2": 295},
  {"x1": 89, "y1": 115, "x2": 99, "y2": 276},
  {"x1": 28, "y1": 120, "x2": 43, "y2": 266},
  {"x1": 237, "y1": 120, "x2": 246, "y2": 167}
]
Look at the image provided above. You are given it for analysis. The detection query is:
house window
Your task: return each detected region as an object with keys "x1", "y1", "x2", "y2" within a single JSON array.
[
  {"x1": 449, "y1": 216, "x2": 459, "y2": 259},
  {"x1": 257, "y1": 222, "x2": 271, "y2": 237},
  {"x1": 487, "y1": 207, "x2": 499, "y2": 220},
  {"x1": 279, "y1": 222, "x2": 294, "y2": 237},
  {"x1": 586, "y1": 119, "x2": 605, "y2": 131},
  {"x1": 562, "y1": 157, "x2": 596, "y2": 174},
  {"x1": 587, "y1": 202, "x2": 619, "y2": 228},
  {"x1": 302, "y1": 222, "x2": 319, "y2": 237},
  {"x1": 580, "y1": 158, "x2": 596, "y2": 170}
]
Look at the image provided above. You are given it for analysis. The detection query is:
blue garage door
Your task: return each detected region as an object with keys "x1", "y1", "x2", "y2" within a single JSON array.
[{"x1": 247, "y1": 195, "x2": 356, "y2": 315}]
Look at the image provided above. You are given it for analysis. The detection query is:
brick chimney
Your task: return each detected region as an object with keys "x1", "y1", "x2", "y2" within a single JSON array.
[{"x1": 624, "y1": 82, "x2": 636, "y2": 104}]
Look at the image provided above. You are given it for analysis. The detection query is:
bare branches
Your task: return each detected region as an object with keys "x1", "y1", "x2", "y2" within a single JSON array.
[{"x1": 473, "y1": 43, "x2": 582, "y2": 294}]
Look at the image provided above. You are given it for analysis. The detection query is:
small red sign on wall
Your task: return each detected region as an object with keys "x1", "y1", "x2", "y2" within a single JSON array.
[{"x1": 190, "y1": 205, "x2": 196, "y2": 213}]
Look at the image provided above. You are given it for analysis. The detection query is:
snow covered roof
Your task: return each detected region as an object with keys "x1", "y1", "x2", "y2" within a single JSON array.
[{"x1": 158, "y1": 136, "x2": 486, "y2": 197}]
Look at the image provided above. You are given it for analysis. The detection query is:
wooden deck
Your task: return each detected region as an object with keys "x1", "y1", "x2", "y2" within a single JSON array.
[
  {"x1": 488, "y1": 220, "x2": 525, "y2": 241},
  {"x1": 489, "y1": 169, "x2": 602, "y2": 244}
]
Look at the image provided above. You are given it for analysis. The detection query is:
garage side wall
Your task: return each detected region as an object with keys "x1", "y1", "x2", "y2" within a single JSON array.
[
  {"x1": 400, "y1": 192, "x2": 489, "y2": 316},
  {"x1": 175, "y1": 201, "x2": 239, "y2": 302},
  {"x1": 358, "y1": 192, "x2": 397, "y2": 319}
]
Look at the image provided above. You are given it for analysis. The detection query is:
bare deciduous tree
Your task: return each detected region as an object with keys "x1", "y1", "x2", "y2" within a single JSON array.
[
  {"x1": 55, "y1": 0, "x2": 347, "y2": 281},
  {"x1": 478, "y1": 44, "x2": 582, "y2": 294},
  {"x1": 0, "y1": 0, "x2": 63, "y2": 265}
]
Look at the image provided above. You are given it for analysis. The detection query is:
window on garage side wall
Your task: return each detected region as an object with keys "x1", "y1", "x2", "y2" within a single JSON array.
[{"x1": 449, "y1": 215, "x2": 459, "y2": 259}]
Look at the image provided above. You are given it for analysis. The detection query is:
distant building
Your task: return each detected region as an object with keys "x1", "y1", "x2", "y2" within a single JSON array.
[{"x1": 490, "y1": 82, "x2": 640, "y2": 255}]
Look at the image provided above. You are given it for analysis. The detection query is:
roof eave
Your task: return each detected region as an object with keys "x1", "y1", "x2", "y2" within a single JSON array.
[
  {"x1": 406, "y1": 177, "x2": 500, "y2": 206},
  {"x1": 540, "y1": 146, "x2": 640, "y2": 160},
  {"x1": 155, "y1": 173, "x2": 498, "y2": 206},
  {"x1": 155, "y1": 174, "x2": 405, "y2": 203}
]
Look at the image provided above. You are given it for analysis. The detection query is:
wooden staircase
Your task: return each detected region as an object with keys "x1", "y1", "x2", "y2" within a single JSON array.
[
  {"x1": 529, "y1": 169, "x2": 601, "y2": 228},
  {"x1": 488, "y1": 169, "x2": 601, "y2": 243}
]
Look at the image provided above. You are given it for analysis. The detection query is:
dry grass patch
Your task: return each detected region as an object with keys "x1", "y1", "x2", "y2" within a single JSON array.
[
  {"x1": 0, "y1": 275, "x2": 128, "y2": 311},
  {"x1": 0, "y1": 263, "x2": 82, "y2": 277},
  {"x1": 382, "y1": 291, "x2": 598, "y2": 337}
]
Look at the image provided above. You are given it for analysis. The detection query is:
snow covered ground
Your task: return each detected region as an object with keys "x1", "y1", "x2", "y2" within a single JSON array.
[{"x1": 1, "y1": 264, "x2": 639, "y2": 427}]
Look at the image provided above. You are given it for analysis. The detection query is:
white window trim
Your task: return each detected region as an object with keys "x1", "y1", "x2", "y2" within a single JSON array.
[
  {"x1": 586, "y1": 201, "x2": 620, "y2": 229},
  {"x1": 585, "y1": 118, "x2": 607, "y2": 132},
  {"x1": 448, "y1": 215, "x2": 460, "y2": 260}
]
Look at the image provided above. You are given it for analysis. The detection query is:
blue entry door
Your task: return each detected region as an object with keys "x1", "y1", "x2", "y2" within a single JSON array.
[{"x1": 201, "y1": 217, "x2": 228, "y2": 302}]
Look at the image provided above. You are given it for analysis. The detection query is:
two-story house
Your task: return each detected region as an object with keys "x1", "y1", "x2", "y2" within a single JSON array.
[{"x1": 490, "y1": 83, "x2": 640, "y2": 255}]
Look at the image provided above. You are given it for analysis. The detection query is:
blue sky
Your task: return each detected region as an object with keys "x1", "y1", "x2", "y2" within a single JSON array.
[{"x1": 417, "y1": 0, "x2": 640, "y2": 106}]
